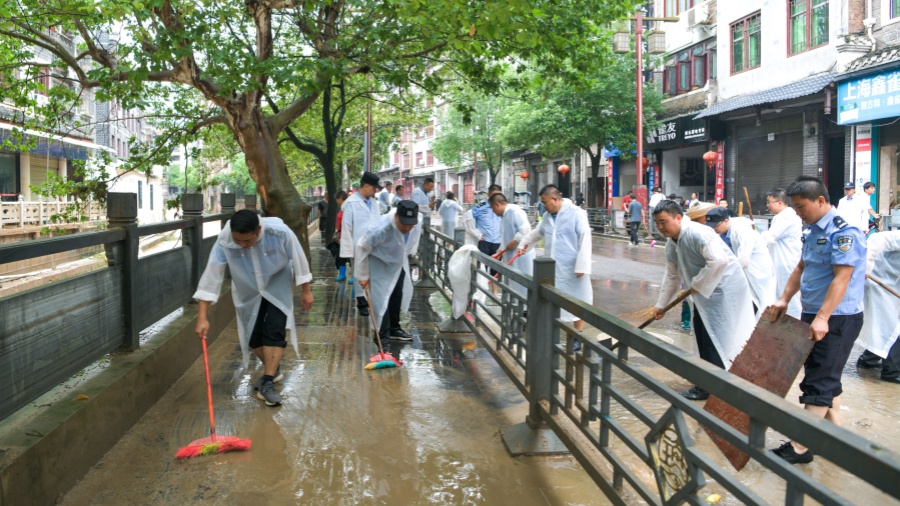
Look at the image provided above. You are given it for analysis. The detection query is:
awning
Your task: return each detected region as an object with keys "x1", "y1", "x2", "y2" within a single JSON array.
[{"x1": 694, "y1": 72, "x2": 836, "y2": 119}]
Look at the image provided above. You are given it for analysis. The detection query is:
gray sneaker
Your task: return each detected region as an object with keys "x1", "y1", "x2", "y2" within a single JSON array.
[
  {"x1": 252, "y1": 367, "x2": 284, "y2": 390},
  {"x1": 257, "y1": 381, "x2": 282, "y2": 406}
]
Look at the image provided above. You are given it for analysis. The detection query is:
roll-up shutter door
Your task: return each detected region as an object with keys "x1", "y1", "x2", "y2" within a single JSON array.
[
  {"x1": 29, "y1": 155, "x2": 56, "y2": 191},
  {"x1": 736, "y1": 131, "x2": 803, "y2": 215}
]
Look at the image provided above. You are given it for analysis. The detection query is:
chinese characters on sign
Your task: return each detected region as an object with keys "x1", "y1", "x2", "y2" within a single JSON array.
[
  {"x1": 645, "y1": 116, "x2": 708, "y2": 148},
  {"x1": 607, "y1": 159, "x2": 614, "y2": 209},
  {"x1": 838, "y1": 70, "x2": 900, "y2": 124},
  {"x1": 715, "y1": 142, "x2": 725, "y2": 203},
  {"x1": 854, "y1": 125, "x2": 872, "y2": 192}
]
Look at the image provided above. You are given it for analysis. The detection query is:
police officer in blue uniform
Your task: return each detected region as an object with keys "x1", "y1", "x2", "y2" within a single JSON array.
[
  {"x1": 472, "y1": 184, "x2": 503, "y2": 270},
  {"x1": 768, "y1": 176, "x2": 866, "y2": 465}
]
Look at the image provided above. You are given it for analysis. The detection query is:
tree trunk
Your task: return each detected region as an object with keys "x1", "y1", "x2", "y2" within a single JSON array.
[
  {"x1": 583, "y1": 147, "x2": 603, "y2": 208},
  {"x1": 232, "y1": 112, "x2": 312, "y2": 262}
]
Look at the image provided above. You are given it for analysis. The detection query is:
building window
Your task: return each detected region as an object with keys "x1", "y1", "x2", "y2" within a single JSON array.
[
  {"x1": 894, "y1": 0, "x2": 900, "y2": 19},
  {"x1": 664, "y1": 66, "x2": 676, "y2": 95},
  {"x1": 137, "y1": 180, "x2": 143, "y2": 209},
  {"x1": 415, "y1": 151, "x2": 423, "y2": 167},
  {"x1": 789, "y1": 0, "x2": 828, "y2": 55},
  {"x1": 0, "y1": 153, "x2": 18, "y2": 201},
  {"x1": 426, "y1": 151, "x2": 435, "y2": 166},
  {"x1": 665, "y1": 42, "x2": 712, "y2": 97},
  {"x1": 732, "y1": 12, "x2": 761, "y2": 74},
  {"x1": 403, "y1": 153, "x2": 410, "y2": 169},
  {"x1": 665, "y1": 0, "x2": 696, "y2": 15}
]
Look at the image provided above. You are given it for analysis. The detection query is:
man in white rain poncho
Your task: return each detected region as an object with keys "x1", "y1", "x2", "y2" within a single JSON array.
[
  {"x1": 377, "y1": 181, "x2": 393, "y2": 214},
  {"x1": 438, "y1": 191, "x2": 465, "y2": 235},
  {"x1": 704, "y1": 207, "x2": 777, "y2": 315},
  {"x1": 463, "y1": 209, "x2": 481, "y2": 246},
  {"x1": 490, "y1": 192, "x2": 534, "y2": 297},
  {"x1": 652, "y1": 200, "x2": 755, "y2": 401},
  {"x1": 762, "y1": 188, "x2": 803, "y2": 318},
  {"x1": 411, "y1": 177, "x2": 435, "y2": 213},
  {"x1": 855, "y1": 231, "x2": 900, "y2": 384},
  {"x1": 518, "y1": 185, "x2": 592, "y2": 337},
  {"x1": 356, "y1": 201, "x2": 423, "y2": 343},
  {"x1": 194, "y1": 210, "x2": 313, "y2": 407},
  {"x1": 340, "y1": 171, "x2": 383, "y2": 316}
]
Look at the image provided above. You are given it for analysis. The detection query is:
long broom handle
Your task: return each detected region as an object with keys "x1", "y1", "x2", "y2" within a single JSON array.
[
  {"x1": 362, "y1": 285, "x2": 387, "y2": 356},
  {"x1": 610, "y1": 290, "x2": 692, "y2": 351},
  {"x1": 200, "y1": 337, "x2": 217, "y2": 442},
  {"x1": 743, "y1": 187, "x2": 754, "y2": 217},
  {"x1": 868, "y1": 274, "x2": 900, "y2": 300}
]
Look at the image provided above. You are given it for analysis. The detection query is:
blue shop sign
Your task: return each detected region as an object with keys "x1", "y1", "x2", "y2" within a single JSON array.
[{"x1": 838, "y1": 69, "x2": 900, "y2": 124}]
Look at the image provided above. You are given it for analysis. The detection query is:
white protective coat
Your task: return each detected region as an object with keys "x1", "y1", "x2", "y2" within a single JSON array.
[
  {"x1": 761, "y1": 207, "x2": 803, "y2": 318},
  {"x1": 837, "y1": 196, "x2": 868, "y2": 231},
  {"x1": 858, "y1": 232, "x2": 900, "y2": 358},
  {"x1": 193, "y1": 217, "x2": 313, "y2": 369},
  {"x1": 656, "y1": 220, "x2": 756, "y2": 368},
  {"x1": 412, "y1": 187, "x2": 431, "y2": 209},
  {"x1": 448, "y1": 245, "x2": 479, "y2": 318},
  {"x1": 340, "y1": 192, "x2": 382, "y2": 296},
  {"x1": 439, "y1": 199, "x2": 464, "y2": 235},
  {"x1": 728, "y1": 217, "x2": 777, "y2": 313},
  {"x1": 355, "y1": 211, "x2": 423, "y2": 329},
  {"x1": 520, "y1": 200, "x2": 592, "y2": 322},
  {"x1": 499, "y1": 204, "x2": 535, "y2": 297},
  {"x1": 463, "y1": 209, "x2": 481, "y2": 246}
]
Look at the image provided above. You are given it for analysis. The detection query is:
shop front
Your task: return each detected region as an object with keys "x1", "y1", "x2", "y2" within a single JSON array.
[
  {"x1": 838, "y1": 67, "x2": 900, "y2": 217},
  {"x1": 646, "y1": 115, "x2": 721, "y2": 204}
]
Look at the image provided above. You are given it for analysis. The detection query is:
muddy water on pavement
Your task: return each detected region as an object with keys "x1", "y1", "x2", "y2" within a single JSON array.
[
  {"x1": 585, "y1": 238, "x2": 900, "y2": 505},
  {"x1": 60, "y1": 245, "x2": 609, "y2": 506}
]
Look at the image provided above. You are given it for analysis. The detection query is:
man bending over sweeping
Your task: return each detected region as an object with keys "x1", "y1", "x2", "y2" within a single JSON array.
[{"x1": 193, "y1": 209, "x2": 314, "y2": 407}]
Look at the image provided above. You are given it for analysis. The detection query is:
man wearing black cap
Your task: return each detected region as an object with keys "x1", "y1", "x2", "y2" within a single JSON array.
[
  {"x1": 837, "y1": 181, "x2": 868, "y2": 231},
  {"x1": 340, "y1": 172, "x2": 383, "y2": 316},
  {"x1": 356, "y1": 201, "x2": 423, "y2": 343}
]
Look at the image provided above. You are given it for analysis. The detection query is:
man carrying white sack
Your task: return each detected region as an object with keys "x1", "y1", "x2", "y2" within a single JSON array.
[
  {"x1": 356, "y1": 200, "x2": 423, "y2": 344},
  {"x1": 704, "y1": 207, "x2": 777, "y2": 316},
  {"x1": 193, "y1": 210, "x2": 314, "y2": 407},
  {"x1": 762, "y1": 188, "x2": 803, "y2": 318},
  {"x1": 518, "y1": 185, "x2": 592, "y2": 349},
  {"x1": 490, "y1": 192, "x2": 535, "y2": 297},
  {"x1": 855, "y1": 231, "x2": 900, "y2": 384},
  {"x1": 651, "y1": 200, "x2": 756, "y2": 401}
]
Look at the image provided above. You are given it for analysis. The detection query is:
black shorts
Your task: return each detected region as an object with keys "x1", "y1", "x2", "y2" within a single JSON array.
[
  {"x1": 799, "y1": 312, "x2": 863, "y2": 408},
  {"x1": 478, "y1": 240, "x2": 501, "y2": 276},
  {"x1": 249, "y1": 298, "x2": 288, "y2": 349}
]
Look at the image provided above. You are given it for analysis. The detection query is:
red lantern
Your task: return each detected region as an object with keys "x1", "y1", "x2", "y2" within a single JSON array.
[
  {"x1": 703, "y1": 150, "x2": 718, "y2": 168},
  {"x1": 520, "y1": 171, "x2": 529, "y2": 180},
  {"x1": 557, "y1": 164, "x2": 570, "y2": 175},
  {"x1": 641, "y1": 157, "x2": 650, "y2": 169}
]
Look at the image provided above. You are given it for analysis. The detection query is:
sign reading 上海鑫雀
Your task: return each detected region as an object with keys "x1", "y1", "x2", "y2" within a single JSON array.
[{"x1": 838, "y1": 70, "x2": 900, "y2": 124}]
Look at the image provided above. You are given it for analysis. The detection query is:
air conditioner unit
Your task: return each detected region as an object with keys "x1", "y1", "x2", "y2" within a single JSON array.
[{"x1": 687, "y1": 3, "x2": 711, "y2": 29}]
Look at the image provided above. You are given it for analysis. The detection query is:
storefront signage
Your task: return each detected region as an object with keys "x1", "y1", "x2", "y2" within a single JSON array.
[
  {"x1": 607, "y1": 158, "x2": 614, "y2": 209},
  {"x1": 854, "y1": 124, "x2": 872, "y2": 191},
  {"x1": 648, "y1": 164, "x2": 656, "y2": 190},
  {"x1": 838, "y1": 69, "x2": 900, "y2": 124},
  {"x1": 645, "y1": 116, "x2": 708, "y2": 149},
  {"x1": 714, "y1": 141, "x2": 725, "y2": 203}
]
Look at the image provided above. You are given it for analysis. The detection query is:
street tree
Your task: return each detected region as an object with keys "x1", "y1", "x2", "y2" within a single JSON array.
[
  {"x1": 500, "y1": 56, "x2": 664, "y2": 207},
  {"x1": 0, "y1": 0, "x2": 643, "y2": 251}
]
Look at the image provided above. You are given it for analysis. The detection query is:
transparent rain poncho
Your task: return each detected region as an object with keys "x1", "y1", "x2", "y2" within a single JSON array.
[
  {"x1": 761, "y1": 207, "x2": 803, "y2": 318},
  {"x1": 858, "y1": 231, "x2": 900, "y2": 358},
  {"x1": 499, "y1": 203, "x2": 535, "y2": 297},
  {"x1": 728, "y1": 217, "x2": 777, "y2": 314},
  {"x1": 193, "y1": 217, "x2": 312, "y2": 369},
  {"x1": 438, "y1": 199, "x2": 464, "y2": 235}
]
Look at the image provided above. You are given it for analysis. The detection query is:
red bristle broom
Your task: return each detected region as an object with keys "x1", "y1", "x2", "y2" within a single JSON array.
[
  {"x1": 363, "y1": 285, "x2": 402, "y2": 368},
  {"x1": 175, "y1": 335, "x2": 251, "y2": 459}
]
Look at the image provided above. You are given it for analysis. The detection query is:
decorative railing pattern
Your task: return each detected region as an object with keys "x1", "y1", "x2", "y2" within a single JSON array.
[
  {"x1": 0, "y1": 200, "x2": 104, "y2": 227},
  {"x1": 415, "y1": 221, "x2": 900, "y2": 505}
]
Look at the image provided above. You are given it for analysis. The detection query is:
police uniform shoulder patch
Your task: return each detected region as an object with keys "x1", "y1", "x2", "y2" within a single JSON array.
[
  {"x1": 832, "y1": 215, "x2": 848, "y2": 229},
  {"x1": 836, "y1": 234, "x2": 853, "y2": 252}
]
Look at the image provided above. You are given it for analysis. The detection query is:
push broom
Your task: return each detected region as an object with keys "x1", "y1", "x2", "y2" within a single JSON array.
[
  {"x1": 175, "y1": 336, "x2": 251, "y2": 459},
  {"x1": 363, "y1": 285, "x2": 402, "y2": 370}
]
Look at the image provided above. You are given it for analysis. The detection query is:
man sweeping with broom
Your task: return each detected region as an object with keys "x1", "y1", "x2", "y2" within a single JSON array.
[{"x1": 194, "y1": 209, "x2": 314, "y2": 407}]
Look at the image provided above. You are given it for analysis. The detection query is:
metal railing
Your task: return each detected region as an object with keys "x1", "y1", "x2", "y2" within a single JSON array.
[
  {"x1": 415, "y1": 223, "x2": 900, "y2": 505},
  {"x1": 0, "y1": 192, "x2": 242, "y2": 421}
]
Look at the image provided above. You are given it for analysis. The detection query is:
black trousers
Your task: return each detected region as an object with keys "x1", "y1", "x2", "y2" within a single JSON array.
[
  {"x1": 628, "y1": 221, "x2": 641, "y2": 244},
  {"x1": 693, "y1": 307, "x2": 725, "y2": 369},
  {"x1": 378, "y1": 269, "x2": 405, "y2": 339},
  {"x1": 858, "y1": 338, "x2": 900, "y2": 377},
  {"x1": 799, "y1": 312, "x2": 864, "y2": 408}
]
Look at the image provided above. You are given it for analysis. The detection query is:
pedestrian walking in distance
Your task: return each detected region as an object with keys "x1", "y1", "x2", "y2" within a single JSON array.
[
  {"x1": 762, "y1": 188, "x2": 803, "y2": 318},
  {"x1": 340, "y1": 172, "x2": 383, "y2": 317},
  {"x1": 356, "y1": 201, "x2": 423, "y2": 343},
  {"x1": 627, "y1": 197, "x2": 644, "y2": 246},
  {"x1": 193, "y1": 210, "x2": 314, "y2": 407},
  {"x1": 856, "y1": 231, "x2": 900, "y2": 384},
  {"x1": 438, "y1": 191, "x2": 464, "y2": 234},
  {"x1": 651, "y1": 200, "x2": 755, "y2": 401},
  {"x1": 317, "y1": 192, "x2": 329, "y2": 242},
  {"x1": 768, "y1": 176, "x2": 866, "y2": 465}
]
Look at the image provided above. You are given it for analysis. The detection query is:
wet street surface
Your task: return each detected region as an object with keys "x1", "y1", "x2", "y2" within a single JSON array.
[{"x1": 59, "y1": 228, "x2": 900, "y2": 505}]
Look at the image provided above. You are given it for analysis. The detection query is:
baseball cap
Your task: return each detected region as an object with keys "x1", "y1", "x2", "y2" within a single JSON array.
[
  {"x1": 396, "y1": 200, "x2": 419, "y2": 225},
  {"x1": 843, "y1": 181, "x2": 855, "y2": 189},
  {"x1": 360, "y1": 172, "x2": 382, "y2": 190},
  {"x1": 705, "y1": 207, "x2": 730, "y2": 227}
]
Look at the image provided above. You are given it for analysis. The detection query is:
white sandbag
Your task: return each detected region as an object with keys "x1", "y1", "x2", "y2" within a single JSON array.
[{"x1": 448, "y1": 245, "x2": 478, "y2": 318}]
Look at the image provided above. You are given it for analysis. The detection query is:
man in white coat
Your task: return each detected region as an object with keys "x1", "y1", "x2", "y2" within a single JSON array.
[
  {"x1": 438, "y1": 191, "x2": 465, "y2": 235},
  {"x1": 377, "y1": 181, "x2": 393, "y2": 214},
  {"x1": 855, "y1": 231, "x2": 900, "y2": 383},
  {"x1": 518, "y1": 185, "x2": 592, "y2": 336},
  {"x1": 705, "y1": 207, "x2": 777, "y2": 315},
  {"x1": 411, "y1": 178, "x2": 435, "y2": 212},
  {"x1": 194, "y1": 210, "x2": 314, "y2": 407},
  {"x1": 490, "y1": 192, "x2": 534, "y2": 297},
  {"x1": 357, "y1": 201, "x2": 423, "y2": 343},
  {"x1": 341, "y1": 172, "x2": 383, "y2": 316},
  {"x1": 837, "y1": 181, "x2": 868, "y2": 231},
  {"x1": 762, "y1": 189, "x2": 803, "y2": 318},
  {"x1": 652, "y1": 200, "x2": 756, "y2": 400}
]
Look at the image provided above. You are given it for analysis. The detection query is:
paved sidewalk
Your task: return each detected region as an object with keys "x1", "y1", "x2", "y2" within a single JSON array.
[{"x1": 60, "y1": 238, "x2": 608, "y2": 505}]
